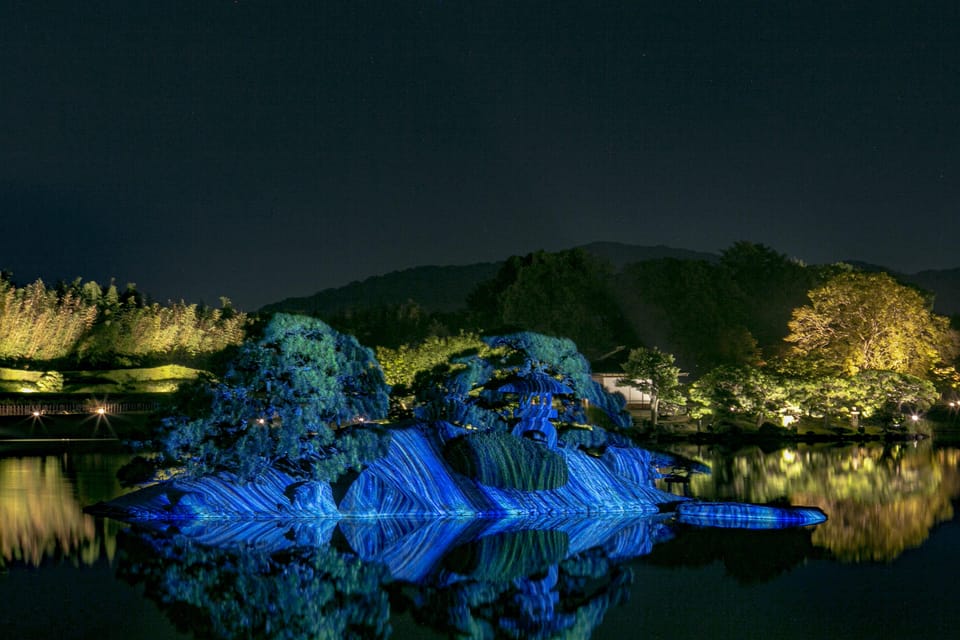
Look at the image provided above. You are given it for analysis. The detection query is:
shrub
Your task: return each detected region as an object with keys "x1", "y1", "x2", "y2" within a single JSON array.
[{"x1": 443, "y1": 430, "x2": 569, "y2": 491}]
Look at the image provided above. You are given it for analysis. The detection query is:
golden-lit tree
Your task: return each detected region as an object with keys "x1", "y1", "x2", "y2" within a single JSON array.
[
  {"x1": 0, "y1": 278, "x2": 97, "y2": 361},
  {"x1": 0, "y1": 276, "x2": 247, "y2": 367},
  {"x1": 785, "y1": 272, "x2": 957, "y2": 377}
]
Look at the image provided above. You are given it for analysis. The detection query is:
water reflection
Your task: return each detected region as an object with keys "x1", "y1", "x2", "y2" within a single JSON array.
[
  {"x1": 657, "y1": 441, "x2": 960, "y2": 562},
  {"x1": 0, "y1": 452, "x2": 131, "y2": 567},
  {"x1": 3, "y1": 444, "x2": 960, "y2": 638},
  {"x1": 118, "y1": 516, "x2": 672, "y2": 639}
]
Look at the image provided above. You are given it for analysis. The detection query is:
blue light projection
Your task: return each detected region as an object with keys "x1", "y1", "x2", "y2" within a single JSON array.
[
  {"x1": 116, "y1": 514, "x2": 676, "y2": 640},
  {"x1": 90, "y1": 327, "x2": 830, "y2": 639},
  {"x1": 675, "y1": 501, "x2": 829, "y2": 529},
  {"x1": 498, "y1": 370, "x2": 574, "y2": 449},
  {"x1": 116, "y1": 509, "x2": 829, "y2": 640},
  {"x1": 92, "y1": 365, "x2": 826, "y2": 528}
]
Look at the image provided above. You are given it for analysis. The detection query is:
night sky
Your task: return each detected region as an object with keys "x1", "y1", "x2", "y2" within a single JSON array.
[{"x1": 2, "y1": 1, "x2": 958, "y2": 310}]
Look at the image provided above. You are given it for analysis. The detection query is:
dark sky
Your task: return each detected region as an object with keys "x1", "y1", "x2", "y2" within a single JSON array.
[{"x1": 2, "y1": 1, "x2": 958, "y2": 310}]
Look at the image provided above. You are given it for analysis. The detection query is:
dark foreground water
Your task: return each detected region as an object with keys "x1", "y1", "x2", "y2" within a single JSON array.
[{"x1": 1, "y1": 439, "x2": 959, "y2": 640}]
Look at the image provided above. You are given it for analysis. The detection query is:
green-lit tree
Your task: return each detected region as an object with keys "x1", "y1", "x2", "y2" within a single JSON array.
[
  {"x1": 0, "y1": 276, "x2": 246, "y2": 368},
  {"x1": 851, "y1": 370, "x2": 938, "y2": 420},
  {"x1": 618, "y1": 346, "x2": 684, "y2": 427},
  {"x1": 157, "y1": 313, "x2": 391, "y2": 482},
  {"x1": 688, "y1": 365, "x2": 791, "y2": 429}
]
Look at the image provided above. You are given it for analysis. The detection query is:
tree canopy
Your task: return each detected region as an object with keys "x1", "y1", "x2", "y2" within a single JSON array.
[
  {"x1": 785, "y1": 272, "x2": 957, "y2": 377},
  {"x1": 467, "y1": 250, "x2": 633, "y2": 360},
  {"x1": 614, "y1": 258, "x2": 759, "y2": 372},
  {"x1": 157, "y1": 313, "x2": 391, "y2": 482},
  {"x1": 411, "y1": 331, "x2": 632, "y2": 431},
  {"x1": 0, "y1": 276, "x2": 246, "y2": 367},
  {"x1": 619, "y1": 346, "x2": 684, "y2": 426},
  {"x1": 719, "y1": 242, "x2": 822, "y2": 355}
]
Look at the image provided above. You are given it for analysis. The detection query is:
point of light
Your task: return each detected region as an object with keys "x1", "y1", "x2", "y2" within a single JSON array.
[
  {"x1": 910, "y1": 414, "x2": 920, "y2": 422},
  {"x1": 256, "y1": 418, "x2": 266, "y2": 425},
  {"x1": 96, "y1": 407, "x2": 106, "y2": 415}
]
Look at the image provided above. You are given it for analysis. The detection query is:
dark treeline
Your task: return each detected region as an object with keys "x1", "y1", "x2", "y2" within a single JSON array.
[
  {"x1": 5, "y1": 241, "x2": 954, "y2": 380},
  {"x1": 0, "y1": 274, "x2": 247, "y2": 369},
  {"x1": 323, "y1": 242, "x2": 838, "y2": 373}
]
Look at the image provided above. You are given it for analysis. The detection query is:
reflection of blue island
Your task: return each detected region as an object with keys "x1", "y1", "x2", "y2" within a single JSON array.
[
  {"x1": 117, "y1": 509, "x2": 823, "y2": 640},
  {"x1": 118, "y1": 513, "x2": 676, "y2": 640}
]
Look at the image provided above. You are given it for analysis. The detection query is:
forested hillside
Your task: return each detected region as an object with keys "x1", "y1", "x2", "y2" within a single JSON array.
[
  {"x1": 4, "y1": 242, "x2": 958, "y2": 378},
  {"x1": 294, "y1": 242, "x2": 959, "y2": 376}
]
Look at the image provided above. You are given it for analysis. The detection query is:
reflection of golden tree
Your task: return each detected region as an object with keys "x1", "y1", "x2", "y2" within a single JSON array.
[
  {"x1": 0, "y1": 457, "x2": 101, "y2": 567},
  {"x1": 803, "y1": 493, "x2": 953, "y2": 562},
  {"x1": 799, "y1": 449, "x2": 960, "y2": 562},
  {"x1": 666, "y1": 443, "x2": 960, "y2": 563}
]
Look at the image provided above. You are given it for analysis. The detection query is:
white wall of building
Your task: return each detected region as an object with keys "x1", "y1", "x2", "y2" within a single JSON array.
[{"x1": 592, "y1": 373, "x2": 652, "y2": 407}]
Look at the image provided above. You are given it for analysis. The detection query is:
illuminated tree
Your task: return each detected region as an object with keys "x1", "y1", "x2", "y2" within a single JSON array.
[
  {"x1": 852, "y1": 369, "x2": 938, "y2": 418},
  {"x1": 688, "y1": 365, "x2": 791, "y2": 428},
  {"x1": 157, "y1": 313, "x2": 391, "y2": 482},
  {"x1": 785, "y1": 272, "x2": 957, "y2": 377},
  {"x1": 618, "y1": 346, "x2": 684, "y2": 427},
  {"x1": 376, "y1": 332, "x2": 488, "y2": 419},
  {"x1": 0, "y1": 276, "x2": 246, "y2": 368},
  {"x1": 77, "y1": 299, "x2": 247, "y2": 367},
  {"x1": 412, "y1": 331, "x2": 632, "y2": 430},
  {"x1": 0, "y1": 278, "x2": 97, "y2": 362}
]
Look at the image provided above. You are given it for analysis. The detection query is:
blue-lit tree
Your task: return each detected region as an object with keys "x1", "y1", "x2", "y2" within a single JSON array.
[
  {"x1": 157, "y1": 313, "x2": 391, "y2": 482},
  {"x1": 412, "y1": 331, "x2": 632, "y2": 431}
]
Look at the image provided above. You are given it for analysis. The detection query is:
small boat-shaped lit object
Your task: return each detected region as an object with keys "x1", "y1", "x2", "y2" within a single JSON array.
[{"x1": 675, "y1": 501, "x2": 827, "y2": 529}]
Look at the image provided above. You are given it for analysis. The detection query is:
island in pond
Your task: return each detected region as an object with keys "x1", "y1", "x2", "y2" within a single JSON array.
[{"x1": 89, "y1": 314, "x2": 825, "y2": 529}]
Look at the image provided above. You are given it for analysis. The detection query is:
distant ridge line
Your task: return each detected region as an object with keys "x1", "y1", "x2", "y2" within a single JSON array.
[{"x1": 260, "y1": 243, "x2": 960, "y2": 316}]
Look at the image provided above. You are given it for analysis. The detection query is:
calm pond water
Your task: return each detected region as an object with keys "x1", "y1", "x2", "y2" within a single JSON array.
[{"x1": 1, "y1": 438, "x2": 959, "y2": 639}]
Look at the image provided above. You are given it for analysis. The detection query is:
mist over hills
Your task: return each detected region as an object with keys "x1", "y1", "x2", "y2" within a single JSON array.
[{"x1": 261, "y1": 242, "x2": 960, "y2": 318}]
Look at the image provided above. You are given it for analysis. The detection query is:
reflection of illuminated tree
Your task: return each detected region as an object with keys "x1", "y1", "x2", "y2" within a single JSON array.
[
  {"x1": 663, "y1": 443, "x2": 960, "y2": 563},
  {"x1": 117, "y1": 529, "x2": 391, "y2": 640},
  {"x1": 803, "y1": 491, "x2": 954, "y2": 562},
  {"x1": 409, "y1": 542, "x2": 634, "y2": 639},
  {"x1": 116, "y1": 519, "x2": 657, "y2": 640},
  {"x1": 0, "y1": 456, "x2": 118, "y2": 567}
]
